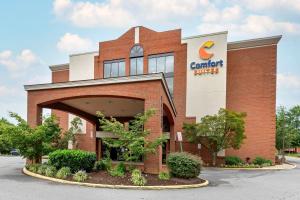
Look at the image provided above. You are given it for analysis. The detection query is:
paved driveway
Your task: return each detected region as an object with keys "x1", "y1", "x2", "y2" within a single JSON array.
[{"x1": 0, "y1": 156, "x2": 299, "y2": 200}]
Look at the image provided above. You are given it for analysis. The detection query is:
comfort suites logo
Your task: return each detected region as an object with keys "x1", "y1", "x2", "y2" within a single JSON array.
[
  {"x1": 199, "y1": 40, "x2": 214, "y2": 60},
  {"x1": 190, "y1": 40, "x2": 224, "y2": 76}
]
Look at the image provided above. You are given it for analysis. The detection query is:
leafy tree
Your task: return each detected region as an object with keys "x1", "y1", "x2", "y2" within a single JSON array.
[
  {"x1": 8, "y1": 112, "x2": 62, "y2": 163},
  {"x1": 276, "y1": 106, "x2": 300, "y2": 154},
  {"x1": 288, "y1": 105, "x2": 300, "y2": 148},
  {"x1": 97, "y1": 109, "x2": 167, "y2": 164},
  {"x1": 0, "y1": 118, "x2": 14, "y2": 154},
  {"x1": 183, "y1": 108, "x2": 247, "y2": 166},
  {"x1": 57, "y1": 117, "x2": 82, "y2": 149}
]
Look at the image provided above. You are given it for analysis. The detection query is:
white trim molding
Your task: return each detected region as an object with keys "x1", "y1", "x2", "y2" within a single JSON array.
[{"x1": 227, "y1": 35, "x2": 282, "y2": 51}]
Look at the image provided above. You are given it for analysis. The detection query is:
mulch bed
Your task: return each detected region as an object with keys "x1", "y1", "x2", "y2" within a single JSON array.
[{"x1": 66, "y1": 171, "x2": 204, "y2": 186}]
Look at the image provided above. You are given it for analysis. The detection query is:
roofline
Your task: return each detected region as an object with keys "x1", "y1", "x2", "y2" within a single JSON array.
[
  {"x1": 69, "y1": 51, "x2": 98, "y2": 57},
  {"x1": 24, "y1": 73, "x2": 177, "y2": 116},
  {"x1": 49, "y1": 64, "x2": 69, "y2": 72},
  {"x1": 227, "y1": 35, "x2": 282, "y2": 50},
  {"x1": 182, "y1": 31, "x2": 228, "y2": 40}
]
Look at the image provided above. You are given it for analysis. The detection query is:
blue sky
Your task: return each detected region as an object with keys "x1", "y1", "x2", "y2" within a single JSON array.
[{"x1": 0, "y1": 0, "x2": 299, "y2": 120}]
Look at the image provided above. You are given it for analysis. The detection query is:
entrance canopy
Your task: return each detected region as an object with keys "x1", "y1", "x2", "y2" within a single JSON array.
[{"x1": 24, "y1": 73, "x2": 176, "y2": 127}]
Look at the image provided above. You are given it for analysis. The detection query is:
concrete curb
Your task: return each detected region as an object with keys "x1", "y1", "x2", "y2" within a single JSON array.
[
  {"x1": 23, "y1": 168, "x2": 209, "y2": 190},
  {"x1": 218, "y1": 163, "x2": 296, "y2": 170}
]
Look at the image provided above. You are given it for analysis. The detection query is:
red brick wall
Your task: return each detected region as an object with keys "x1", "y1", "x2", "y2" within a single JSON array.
[
  {"x1": 226, "y1": 45, "x2": 277, "y2": 163},
  {"x1": 94, "y1": 27, "x2": 187, "y2": 153},
  {"x1": 52, "y1": 70, "x2": 69, "y2": 83}
]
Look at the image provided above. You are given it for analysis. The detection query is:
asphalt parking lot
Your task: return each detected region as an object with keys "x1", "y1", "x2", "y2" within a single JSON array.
[{"x1": 0, "y1": 156, "x2": 299, "y2": 200}]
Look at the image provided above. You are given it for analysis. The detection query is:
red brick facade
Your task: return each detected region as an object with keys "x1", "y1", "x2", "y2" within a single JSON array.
[
  {"x1": 225, "y1": 45, "x2": 277, "y2": 162},
  {"x1": 27, "y1": 26, "x2": 279, "y2": 172},
  {"x1": 52, "y1": 70, "x2": 69, "y2": 83}
]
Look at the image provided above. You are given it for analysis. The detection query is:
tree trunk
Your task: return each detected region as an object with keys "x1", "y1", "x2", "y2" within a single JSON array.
[
  {"x1": 26, "y1": 156, "x2": 42, "y2": 165},
  {"x1": 212, "y1": 152, "x2": 217, "y2": 166}
]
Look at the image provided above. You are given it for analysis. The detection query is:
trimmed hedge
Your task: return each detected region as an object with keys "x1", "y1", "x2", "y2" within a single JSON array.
[
  {"x1": 48, "y1": 149, "x2": 96, "y2": 173},
  {"x1": 252, "y1": 157, "x2": 272, "y2": 166},
  {"x1": 166, "y1": 152, "x2": 202, "y2": 179},
  {"x1": 225, "y1": 156, "x2": 244, "y2": 166}
]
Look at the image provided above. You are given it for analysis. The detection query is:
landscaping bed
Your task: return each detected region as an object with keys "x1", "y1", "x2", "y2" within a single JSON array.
[
  {"x1": 64, "y1": 170, "x2": 204, "y2": 186},
  {"x1": 221, "y1": 156, "x2": 274, "y2": 169},
  {"x1": 25, "y1": 150, "x2": 206, "y2": 188}
]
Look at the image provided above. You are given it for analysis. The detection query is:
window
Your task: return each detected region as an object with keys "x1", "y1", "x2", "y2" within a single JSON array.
[
  {"x1": 130, "y1": 57, "x2": 143, "y2": 75},
  {"x1": 130, "y1": 45, "x2": 144, "y2": 75},
  {"x1": 148, "y1": 53, "x2": 174, "y2": 97},
  {"x1": 103, "y1": 60, "x2": 125, "y2": 78},
  {"x1": 148, "y1": 54, "x2": 174, "y2": 74}
]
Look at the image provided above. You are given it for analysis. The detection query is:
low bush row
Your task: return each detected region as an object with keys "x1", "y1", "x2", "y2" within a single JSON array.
[
  {"x1": 26, "y1": 163, "x2": 87, "y2": 182},
  {"x1": 48, "y1": 149, "x2": 96, "y2": 173},
  {"x1": 224, "y1": 156, "x2": 273, "y2": 167},
  {"x1": 27, "y1": 150, "x2": 203, "y2": 185}
]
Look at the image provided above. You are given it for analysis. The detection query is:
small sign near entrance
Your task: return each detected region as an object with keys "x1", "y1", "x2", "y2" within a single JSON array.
[{"x1": 177, "y1": 132, "x2": 183, "y2": 142}]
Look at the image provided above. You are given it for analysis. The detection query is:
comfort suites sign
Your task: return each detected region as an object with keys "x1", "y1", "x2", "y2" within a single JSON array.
[
  {"x1": 190, "y1": 40, "x2": 224, "y2": 76},
  {"x1": 182, "y1": 31, "x2": 227, "y2": 121}
]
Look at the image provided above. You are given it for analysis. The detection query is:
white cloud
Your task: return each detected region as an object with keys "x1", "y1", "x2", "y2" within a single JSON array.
[
  {"x1": 198, "y1": 14, "x2": 300, "y2": 38},
  {"x1": 53, "y1": 0, "x2": 72, "y2": 15},
  {"x1": 53, "y1": 0, "x2": 136, "y2": 28},
  {"x1": 0, "y1": 85, "x2": 17, "y2": 97},
  {"x1": 53, "y1": 0, "x2": 212, "y2": 28},
  {"x1": 240, "y1": 0, "x2": 300, "y2": 12},
  {"x1": 241, "y1": 15, "x2": 300, "y2": 34},
  {"x1": 0, "y1": 49, "x2": 38, "y2": 76},
  {"x1": 277, "y1": 73, "x2": 300, "y2": 89},
  {"x1": 57, "y1": 33, "x2": 94, "y2": 54},
  {"x1": 203, "y1": 5, "x2": 242, "y2": 23}
]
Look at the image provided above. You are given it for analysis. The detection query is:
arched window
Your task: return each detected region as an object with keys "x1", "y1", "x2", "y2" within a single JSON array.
[
  {"x1": 130, "y1": 45, "x2": 144, "y2": 58},
  {"x1": 130, "y1": 45, "x2": 144, "y2": 76}
]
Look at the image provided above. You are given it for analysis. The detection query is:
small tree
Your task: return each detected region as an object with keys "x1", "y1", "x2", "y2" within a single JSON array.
[
  {"x1": 0, "y1": 118, "x2": 14, "y2": 154},
  {"x1": 8, "y1": 112, "x2": 62, "y2": 163},
  {"x1": 57, "y1": 117, "x2": 82, "y2": 149},
  {"x1": 276, "y1": 106, "x2": 300, "y2": 156},
  {"x1": 97, "y1": 109, "x2": 167, "y2": 164},
  {"x1": 183, "y1": 108, "x2": 246, "y2": 166}
]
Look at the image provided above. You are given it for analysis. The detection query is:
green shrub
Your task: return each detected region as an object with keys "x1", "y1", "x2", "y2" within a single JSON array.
[
  {"x1": 166, "y1": 152, "x2": 202, "y2": 179},
  {"x1": 56, "y1": 167, "x2": 71, "y2": 179},
  {"x1": 158, "y1": 172, "x2": 170, "y2": 180},
  {"x1": 48, "y1": 149, "x2": 96, "y2": 173},
  {"x1": 27, "y1": 164, "x2": 41, "y2": 173},
  {"x1": 225, "y1": 156, "x2": 244, "y2": 166},
  {"x1": 45, "y1": 166, "x2": 57, "y2": 177},
  {"x1": 131, "y1": 169, "x2": 146, "y2": 186},
  {"x1": 37, "y1": 164, "x2": 49, "y2": 175},
  {"x1": 109, "y1": 162, "x2": 126, "y2": 177},
  {"x1": 94, "y1": 159, "x2": 112, "y2": 171},
  {"x1": 73, "y1": 170, "x2": 88, "y2": 182},
  {"x1": 252, "y1": 157, "x2": 272, "y2": 166}
]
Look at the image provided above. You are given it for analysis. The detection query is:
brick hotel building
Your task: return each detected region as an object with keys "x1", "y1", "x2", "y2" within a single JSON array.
[{"x1": 25, "y1": 27, "x2": 281, "y2": 174}]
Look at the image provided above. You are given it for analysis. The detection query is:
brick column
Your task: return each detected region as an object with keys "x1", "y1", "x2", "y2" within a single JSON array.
[
  {"x1": 144, "y1": 98, "x2": 163, "y2": 174},
  {"x1": 27, "y1": 94, "x2": 42, "y2": 127},
  {"x1": 169, "y1": 124, "x2": 175, "y2": 152}
]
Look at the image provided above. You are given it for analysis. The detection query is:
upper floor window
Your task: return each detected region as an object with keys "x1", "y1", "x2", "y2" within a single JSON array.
[
  {"x1": 130, "y1": 45, "x2": 144, "y2": 75},
  {"x1": 104, "y1": 59, "x2": 125, "y2": 78},
  {"x1": 130, "y1": 45, "x2": 144, "y2": 57},
  {"x1": 148, "y1": 54, "x2": 174, "y2": 74},
  {"x1": 148, "y1": 53, "x2": 174, "y2": 97}
]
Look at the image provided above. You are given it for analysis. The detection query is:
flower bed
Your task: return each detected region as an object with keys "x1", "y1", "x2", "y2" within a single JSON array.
[
  {"x1": 24, "y1": 151, "x2": 206, "y2": 187},
  {"x1": 24, "y1": 164, "x2": 206, "y2": 188},
  {"x1": 66, "y1": 171, "x2": 205, "y2": 186},
  {"x1": 222, "y1": 156, "x2": 273, "y2": 168}
]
